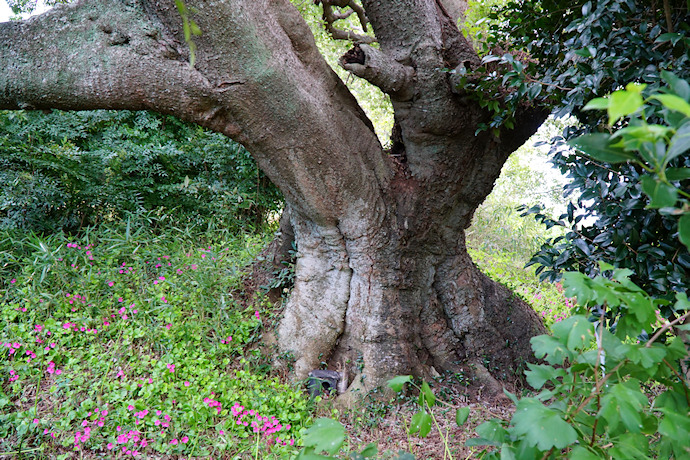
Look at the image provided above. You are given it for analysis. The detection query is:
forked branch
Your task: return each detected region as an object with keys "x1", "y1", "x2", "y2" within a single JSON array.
[{"x1": 314, "y1": 0, "x2": 376, "y2": 44}]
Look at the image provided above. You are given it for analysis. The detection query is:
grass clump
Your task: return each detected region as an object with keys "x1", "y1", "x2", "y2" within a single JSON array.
[{"x1": 0, "y1": 219, "x2": 313, "y2": 459}]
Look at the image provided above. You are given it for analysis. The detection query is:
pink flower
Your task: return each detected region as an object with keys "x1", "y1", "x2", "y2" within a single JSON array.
[
  {"x1": 165, "y1": 324, "x2": 172, "y2": 330},
  {"x1": 128, "y1": 405, "x2": 134, "y2": 411},
  {"x1": 181, "y1": 436, "x2": 189, "y2": 443},
  {"x1": 10, "y1": 278, "x2": 16, "y2": 284},
  {"x1": 108, "y1": 281, "x2": 114, "y2": 287},
  {"x1": 184, "y1": 381, "x2": 190, "y2": 387},
  {"x1": 169, "y1": 439, "x2": 178, "y2": 445}
]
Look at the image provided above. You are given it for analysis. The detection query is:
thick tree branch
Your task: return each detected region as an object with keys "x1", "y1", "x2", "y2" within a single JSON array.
[
  {"x1": 0, "y1": 0, "x2": 393, "y2": 229},
  {"x1": 0, "y1": 1, "x2": 215, "y2": 117},
  {"x1": 339, "y1": 44, "x2": 415, "y2": 100}
]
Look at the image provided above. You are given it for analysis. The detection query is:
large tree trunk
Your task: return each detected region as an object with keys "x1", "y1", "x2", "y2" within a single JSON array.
[
  {"x1": 0, "y1": 0, "x2": 548, "y2": 394},
  {"x1": 279, "y1": 209, "x2": 546, "y2": 395}
]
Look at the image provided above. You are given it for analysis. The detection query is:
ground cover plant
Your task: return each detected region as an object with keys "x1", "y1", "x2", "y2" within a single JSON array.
[{"x1": 0, "y1": 219, "x2": 314, "y2": 459}]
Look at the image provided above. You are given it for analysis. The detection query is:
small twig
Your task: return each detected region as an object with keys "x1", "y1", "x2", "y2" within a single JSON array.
[
  {"x1": 661, "y1": 359, "x2": 690, "y2": 405},
  {"x1": 662, "y1": 0, "x2": 674, "y2": 33},
  {"x1": 541, "y1": 447, "x2": 555, "y2": 460},
  {"x1": 646, "y1": 311, "x2": 690, "y2": 347}
]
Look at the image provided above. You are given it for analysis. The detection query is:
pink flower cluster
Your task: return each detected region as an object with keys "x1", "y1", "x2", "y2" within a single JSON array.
[
  {"x1": 62, "y1": 322, "x2": 98, "y2": 334},
  {"x1": 118, "y1": 262, "x2": 135, "y2": 275},
  {"x1": 108, "y1": 427, "x2": 148, "y2": 457},
  {"x1": 65, "y1": 292, "x2": 90, "y2": 308},
  {"x1": 25, "y1": 349, "x2": 37, "y2": 362},
  {"x1": 204, "y1": 395, "x2": 223, "y2": 415},
  {"x1": 8, "y1": 369, "x2": 19, "y2": 382},
  {"x1": 3, "y1": 342, "x2": 21, "y2": 355},
  {"x1": 220, "y1": 336, "x2": 232, "y2": 344},
  {"x1": 73, "y1": 407, "x2": 108, "y2": 450},
  {"x1": 230, "y1": 403, "x2": 294, "y2": 447},
  {"x1": 46, "y1": 361, "x2": 62, "y2": 375},
  {"x1": 112, "y1": 303, "x2": 137, "y2": 321}
]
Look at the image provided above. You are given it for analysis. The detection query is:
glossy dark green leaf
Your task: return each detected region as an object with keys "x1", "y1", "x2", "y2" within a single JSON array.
[
  {"x1": 641, "y1": 176, "x2": 678, "y2": 208},
  {"x1": 665, "y1": 168, "x2": 690, "y2": 181},
  {"x1": 666, "y1": 121, "x2": 690, "y2": 162},
  {"x1": 679, "y1": 214, "x2": 690, "y2": 250}
]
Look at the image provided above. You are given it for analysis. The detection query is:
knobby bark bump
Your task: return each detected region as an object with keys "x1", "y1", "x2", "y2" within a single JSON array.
[{"x1": 0, "y1": 0, "x2": 548, "y2": 397}]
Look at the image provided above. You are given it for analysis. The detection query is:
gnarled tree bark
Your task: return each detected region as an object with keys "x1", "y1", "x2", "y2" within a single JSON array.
[{"x1": 0, "y1": 0, "x2": 547, "y2": 396}]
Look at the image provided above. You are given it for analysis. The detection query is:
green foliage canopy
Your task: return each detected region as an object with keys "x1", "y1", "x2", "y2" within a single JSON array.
[{"x1": 0, "y1": 110, "x2": 282, "y2": 232}]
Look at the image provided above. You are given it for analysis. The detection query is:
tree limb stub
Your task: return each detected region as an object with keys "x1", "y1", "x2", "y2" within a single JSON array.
[{"x1": 339, "y1": 44, "x2": 415, "y2": 100}]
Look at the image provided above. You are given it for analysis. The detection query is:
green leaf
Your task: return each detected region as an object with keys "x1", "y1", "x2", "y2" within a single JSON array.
[
  {"x1": 525, "y1": 363, "x2": 566, "y2": 390},
  {"x1": 679, "y1": 214, "x2": 690, "y2": 250},
  {"x1": 474, "y1": 419, "x2": 508, "y2": 445},
  {"x1": 582, "y1": 97, "x2": 609, "y2": 111},
  {"x1": 386, "y1": 375, "x2": 412, "y2": 392},
  {"x1": 409, "y1": 411, "x2": 432, "y2": 438},
  {"x1": 650, "y1": 94, "x2": 690, "y2": 117},
  {"x1": 296, "y1": 449, "x2": 332, "y2": 460},
  {"x1": 303, "y1": 418, "x2": 346, "y2": 455},
  {"x1": 665, "y1": 167, "x2": 690, "y2": 181},
  {"x1": 666, "y1": 121, "x2": 690, "y2": 162},
  {"x1": 456, "y1": 407, "x2": 470, "y2": 426},
  {"x1": 569, "y1": 446, "x2": 601, "y2": 460},
  {"x1": 500, "y1": 444, "x2": 517, "y2": 460},
  {"x1": 531, "y1": 334, "x2": 572, "y2": 365},
  {"x1": 510, "y1": 399, "x2": 577, "y2": 451},
  {"x1": 658, "y1": 410, "x2": 690, "y2": 441},
  {"x1": 600, "y1": 380, "x2": 647, "y2": 433},
  {"x1": 359, "y1": 443, "x2": 378, "y2": 458},
  {"x1": 641, "y1": 176, "x2": 678, "y2": 208},
  {"x1": 568, "y1": 134, "x2": 636, "y2": 164},
  {"x1": 551, "y1": 315, "x2": 595, "y2": 351},
  {"x1": 419, "y1": 381, "x2": 436, "y2": 407},
  {"x1": 662, "y1": 71, "x2": 690, "y2": 100},
  {"x1": 608, "y1": 87, "x2": 644, "y2": 125}
]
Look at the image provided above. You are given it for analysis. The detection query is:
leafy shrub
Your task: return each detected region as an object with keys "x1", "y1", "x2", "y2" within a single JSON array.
[
  {"x1": 0, "y1": 109, "x2": 282, "y2": 232},
  {"x1": 469, "y1": 267, "x2": 689, "y2": 459},
  {"x1": 527, "y1": 76, "x2": 690, "y2": 311}
]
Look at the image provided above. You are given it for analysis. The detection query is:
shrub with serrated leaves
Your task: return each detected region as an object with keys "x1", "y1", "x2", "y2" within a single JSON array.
[
  {"x1": 0, "y1": 109, "x2": 282, "y2": 232},
  {"x1": 468, "y1": 266, "x2": 690, "y2": 459}
]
